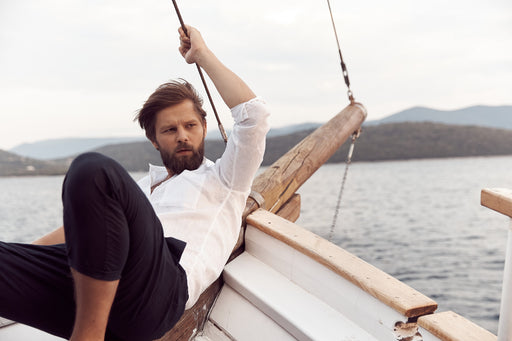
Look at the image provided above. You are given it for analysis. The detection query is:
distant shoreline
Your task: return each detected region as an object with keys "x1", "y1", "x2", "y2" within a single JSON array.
[{"x1": 2, "y1": 121, "x2": 512, "y2": 177}]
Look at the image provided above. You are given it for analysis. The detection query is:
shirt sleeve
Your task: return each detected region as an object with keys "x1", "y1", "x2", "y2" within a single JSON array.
[{"x1": 215, "y1": 97, "x2": 270, "y2": 192}]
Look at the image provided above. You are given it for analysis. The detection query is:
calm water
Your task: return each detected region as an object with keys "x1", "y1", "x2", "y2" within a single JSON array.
[{"x1": 2, "y1": 156, "x2": 511, "y2": 334}]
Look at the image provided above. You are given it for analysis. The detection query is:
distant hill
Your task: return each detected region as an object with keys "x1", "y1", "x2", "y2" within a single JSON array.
[
  {"x1": 2, "y1": 121, "x2": 512, "y2": 176},
  {"x1": 8, "y1": 123, "x2": 321, "y2": 160},
  {"x1": 9, "y1": 105, "x2": 511, "y2": 160},
  {"x1": 92, "y1": 122, "x2": 512, "y2": 168},
  {"x1": 366, "y1": 105, "x2": 512, "y2": 129},
  {"x1": 0, "y1": 150, "x2": 68, "y2": 176},
  {"x1": 334, "y1": 122, "x2": 512, "y2": 162},
  {"x1": 9, "y1": 137, "x2": 146, "y2": 160}
]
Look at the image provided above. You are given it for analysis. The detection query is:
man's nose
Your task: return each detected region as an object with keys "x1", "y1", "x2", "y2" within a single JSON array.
[{"x1": 176, "y1": 126, "x2": 189, "y2": 142}]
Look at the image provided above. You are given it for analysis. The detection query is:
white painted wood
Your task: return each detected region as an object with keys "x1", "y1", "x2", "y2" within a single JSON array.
[
  {"x1": 0, "y1": 322, "x2": 65, "y2": 340},
  {"x1": 193, "y1": 320, "x2": 233, "y2": 341},
  {"x1": 0, "y1": 317, "x2": 15, "y2": 328},
  {"x1": 210, "y1": 285, "x2": 296, "y2": 341},
  {"x1": 223, "y1": 252, "x2": 379, "y2": 341},
  {"x1": 498, "y1": 220, "x2": 512, "y2": 341},
  {"x1": 245, "y1": 224, "x2": 409, "y2": 339},
  {"x1": 420, "y1": 329, "x2": 443, "y2": 341}
]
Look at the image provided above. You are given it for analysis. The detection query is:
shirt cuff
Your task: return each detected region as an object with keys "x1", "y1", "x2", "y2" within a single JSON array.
[{"x1": 230, "y1": 97, "x2": 266, "y2": 123}]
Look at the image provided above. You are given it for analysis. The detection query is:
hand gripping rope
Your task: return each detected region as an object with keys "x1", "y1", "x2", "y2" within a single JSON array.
[{"x1": 171, "y1": 0, "x2": 228, "y2": 144}]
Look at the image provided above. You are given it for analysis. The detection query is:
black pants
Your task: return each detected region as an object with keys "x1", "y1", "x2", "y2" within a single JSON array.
[{"x1": 0, "y1": 153, "x2": 188, "y2": 340}]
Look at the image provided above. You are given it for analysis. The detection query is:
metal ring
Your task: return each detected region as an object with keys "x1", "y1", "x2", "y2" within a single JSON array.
[{"x1": 249, "y1": 191, "x2": 265, "y2": 209}]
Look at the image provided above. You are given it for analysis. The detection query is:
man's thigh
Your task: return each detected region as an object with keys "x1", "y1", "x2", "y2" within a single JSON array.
[
  {"x1": 0, "y1": 242, "x2": 75, "y2": 339},
  {"x1": 62, "y1": 153, "x2": 188, "y2": 340}
]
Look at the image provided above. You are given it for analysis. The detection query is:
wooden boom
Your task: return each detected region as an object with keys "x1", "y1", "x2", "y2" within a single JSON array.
[
  {"x1": 158, "y1": 102, "x2": 367, "y2": 340},
  {"x1": 244, "y1": 101, "x2": 367, "y2": 219}
]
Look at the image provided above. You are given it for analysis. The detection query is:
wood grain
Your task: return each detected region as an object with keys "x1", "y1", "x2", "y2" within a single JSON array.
[
  {"x1": 481, "y1": 188, "x2": 512, "y2": 219},
  {"x1": 418, "y1": 311, "x2": 496, "y2": 341},
  {"x1": 243, "y1": 102, "x2": 367, "y2": 222},
  {"x1": 275, "y1": 193, "x2": 301, "y2": 222}
]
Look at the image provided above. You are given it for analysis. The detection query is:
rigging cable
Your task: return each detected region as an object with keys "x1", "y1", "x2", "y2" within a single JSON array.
[
  {"x1": 326, "y1": 0, "x2": 354, "y2": 104},
  {"x1": 328, "y1": 130, "x2": 360, "y2": 241},
  {"x1": 325, "y1": 0, "x2": 362, "y2": 239},
  {"x1": 171, "y1": 0, "x2": 228, "y2": 144}
]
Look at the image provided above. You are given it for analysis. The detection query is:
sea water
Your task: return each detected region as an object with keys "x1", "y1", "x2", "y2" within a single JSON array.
[
  {"x1": 1, "y1": 155, "x2": 511, "y2": 334},
  {"x1": 297, "y1": 155, "x2": 512, "y2": 334}
]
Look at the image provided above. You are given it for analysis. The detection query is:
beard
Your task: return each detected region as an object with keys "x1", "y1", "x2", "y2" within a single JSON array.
[{"x1": 158, "y1": 140, "x2": 205, "y2": 175}]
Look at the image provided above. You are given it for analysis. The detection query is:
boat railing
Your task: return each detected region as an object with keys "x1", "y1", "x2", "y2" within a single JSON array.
[
  {"x1": 243, "y1": 208, "x2": 497, "y2": 341},
  {"x1": 481, "y1": 188, "x2": 512, "y2": 341}
]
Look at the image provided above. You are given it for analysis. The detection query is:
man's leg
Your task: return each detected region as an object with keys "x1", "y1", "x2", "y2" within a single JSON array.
[
  {"x1": 0, "y1": 242, "x2": 76, "y2": 339},
  {"x1": 0, "y1": 153, "x2": 186, "y2": 340},
  {"x1": 62, "y1": 153, "x2": 187, "y2": 341},
  {"x1": 69, "y1": 270, "x2": 119, "y2": 341}
]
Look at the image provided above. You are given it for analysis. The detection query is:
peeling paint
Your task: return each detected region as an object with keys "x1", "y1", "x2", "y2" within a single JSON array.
[{"x1": 393, "y1": 321, "x2": 423, "y2": 341}]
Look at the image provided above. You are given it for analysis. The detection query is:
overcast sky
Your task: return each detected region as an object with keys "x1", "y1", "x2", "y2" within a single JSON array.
[{"x1": 1, "y1": 0, "x2": 511, "y2": 150}]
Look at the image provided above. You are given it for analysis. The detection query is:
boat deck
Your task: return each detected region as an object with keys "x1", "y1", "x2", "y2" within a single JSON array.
[{"x1": 0, "y1": 319, "x2": 64, "y2": 340}]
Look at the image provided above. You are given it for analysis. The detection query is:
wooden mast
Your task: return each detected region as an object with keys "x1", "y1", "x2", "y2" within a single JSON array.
[{"x1": 158, "y1": 102, "x2": 367, "y2": 341}]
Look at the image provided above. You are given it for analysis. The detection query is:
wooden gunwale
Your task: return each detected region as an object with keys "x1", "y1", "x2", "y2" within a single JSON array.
[
  {"x1": 418, "y1": 311, "x2": 497, "y2": 341},
  {"x1": 246, "y1": 208, "x2": 438, "y2": 318},
  {"x1": 481, "y1": 188, "x2": 512, "y2": 341},
  {"x1": 481, "y1": 188, "x2": 512, "y2": 218}
]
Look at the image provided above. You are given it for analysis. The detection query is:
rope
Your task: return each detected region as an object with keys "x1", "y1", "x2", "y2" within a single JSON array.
[{"x1": 171, "y1": 0, "x2": 228, "y2": 144}]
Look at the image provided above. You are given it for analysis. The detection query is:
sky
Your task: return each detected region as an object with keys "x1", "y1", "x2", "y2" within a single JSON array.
[{"x1": 0, "y1": 0, "x2": 511, "y2": 150}]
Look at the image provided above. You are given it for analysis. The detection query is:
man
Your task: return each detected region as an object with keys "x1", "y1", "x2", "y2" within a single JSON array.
[{"x1": 0, "y1": 25, "x2": 269, "y2": 341}]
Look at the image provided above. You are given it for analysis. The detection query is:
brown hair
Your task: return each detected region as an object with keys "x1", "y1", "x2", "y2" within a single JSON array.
[{"x1": 136, "y1": 79, "x2": 207, "y2": 142}]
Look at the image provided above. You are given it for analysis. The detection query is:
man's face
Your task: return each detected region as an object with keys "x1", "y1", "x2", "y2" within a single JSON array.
[{"x1": 152, "y1": 99, "x2": 207, "y2": 176}]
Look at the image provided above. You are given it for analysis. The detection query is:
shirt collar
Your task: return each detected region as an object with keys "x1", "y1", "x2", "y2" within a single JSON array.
[{"x1": 148, "y1": 164, "x2": 169, "y2": 188}]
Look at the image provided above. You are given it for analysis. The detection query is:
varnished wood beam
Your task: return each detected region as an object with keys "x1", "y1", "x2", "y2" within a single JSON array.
[
  {"x1": 243, "y1": 102, "x2": 366, "y2": 222},
  {"x1": 275, "y1": 193, "x2": 301, "y2": 222}
]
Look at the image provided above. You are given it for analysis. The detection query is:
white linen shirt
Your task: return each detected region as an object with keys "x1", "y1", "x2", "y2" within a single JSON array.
[{"x1": 137, "y1": 97, "x2": 269, "y2": 309}]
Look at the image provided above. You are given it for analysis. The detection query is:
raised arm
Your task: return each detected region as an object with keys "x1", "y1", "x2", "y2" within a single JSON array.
[{"x1": 178, "y1": 25, "x2": 255, "y2": 109}]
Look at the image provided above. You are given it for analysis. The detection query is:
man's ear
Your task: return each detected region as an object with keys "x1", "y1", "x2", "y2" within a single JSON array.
[
  {"x1": 151, "y1": 140, "x2": 159, "y2": 151},
  {"x1": 203, "y1": 121, "x2": 207, "y2": 138}
]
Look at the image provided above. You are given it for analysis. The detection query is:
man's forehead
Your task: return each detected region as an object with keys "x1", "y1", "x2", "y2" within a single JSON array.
[{"x1": 156, "y1": 100, "x2": 204, "y2": 123}]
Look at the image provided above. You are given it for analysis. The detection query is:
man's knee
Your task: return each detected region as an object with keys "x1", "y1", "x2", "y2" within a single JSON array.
[
  {"x1": 63, "y1": 153, "x2": 122, "y2": 200},
  {"x1": 69, "y1": 152, "x2": 118, "y2": 175}
]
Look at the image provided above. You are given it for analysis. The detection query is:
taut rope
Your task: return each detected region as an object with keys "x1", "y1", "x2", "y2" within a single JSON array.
[{"x1": 171, "y1": 0, "x2": 228, "y2": 144}]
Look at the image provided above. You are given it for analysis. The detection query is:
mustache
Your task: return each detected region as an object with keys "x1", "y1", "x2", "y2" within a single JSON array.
[{"x1": 174, "y1": 143, "x2": 194, "y2": 153}]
